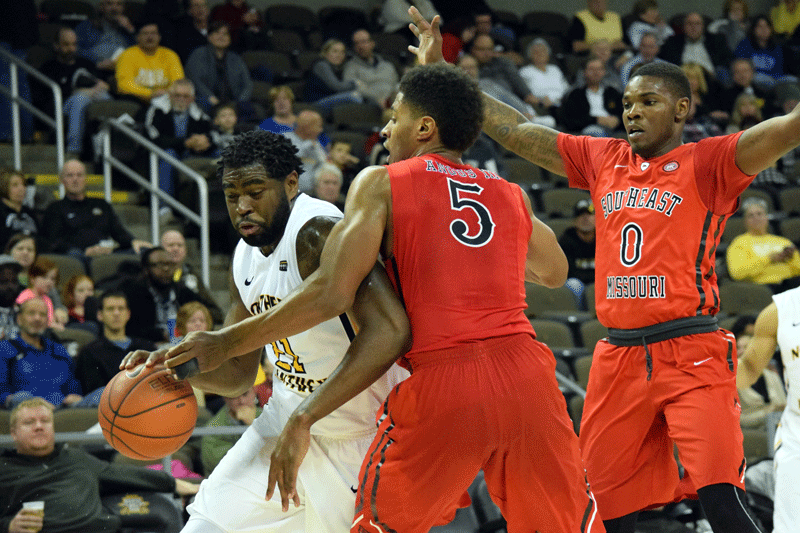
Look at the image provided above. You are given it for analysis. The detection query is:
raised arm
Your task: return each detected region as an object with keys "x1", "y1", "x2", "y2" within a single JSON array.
[
  {"x1": 407, "y1": 6, "x2": 567, "y2": 177},
  {"x1": 519, "y1": 186, "x2": 568, "y2": 286},
  {"x1": 164, "y1": 166, "x2": 391, "y2": 373},
  {"x1": 737, "y1": 302, "x2": 779, "y2": 389},
  {"x1": 736, "y1": 102, "x2": 800, "y2": 176}
]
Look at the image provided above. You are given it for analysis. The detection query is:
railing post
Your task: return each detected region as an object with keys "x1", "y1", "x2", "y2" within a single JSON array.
[
  {"x1": 150, "y1": 151, "x2": 160, "y2": 243},
  {"x1": 10, "y1": 63, "x2": 21, "y2": 170},
  {"x1": 102, "y1": 126, "x2": 112, "y2": 200}
]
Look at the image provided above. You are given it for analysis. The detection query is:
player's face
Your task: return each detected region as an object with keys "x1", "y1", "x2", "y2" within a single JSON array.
[
  {"x1": 223, "y1": 164, "x2": 298, "y2": 251},
  {"x1": 11, "y1": 405, "x2": 55, "y2": 456},
  {"x1": 381, "y1": 93, "x2": 423, "y2": 164},
  {"x1": 622, "y1": 75, "x2": 688, "y2": 159}
]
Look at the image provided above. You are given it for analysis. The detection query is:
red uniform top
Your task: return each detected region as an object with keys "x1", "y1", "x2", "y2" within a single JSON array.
[
  {"x1": 385, "y1": 154, "x2": 534, "y2": 361},
  {"x1": 557, "y1": 132, "x2": 755, "y2": 329}
]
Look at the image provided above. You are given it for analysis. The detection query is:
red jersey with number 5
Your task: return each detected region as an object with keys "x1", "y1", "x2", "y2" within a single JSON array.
[
  {"x1": 385, "y1": 154, "x2": 534, "y2": 359},
  {"x1": 557, "y1": 132, "x2": 755, "y2": 329}
]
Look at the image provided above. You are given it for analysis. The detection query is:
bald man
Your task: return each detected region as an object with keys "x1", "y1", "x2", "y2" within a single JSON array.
[
  {"x1": 285, "y1": 110, "x2": 328, "y2": 193},
  {"x1": 161, "y1": 229, "x2": 222, "y2": 325}
]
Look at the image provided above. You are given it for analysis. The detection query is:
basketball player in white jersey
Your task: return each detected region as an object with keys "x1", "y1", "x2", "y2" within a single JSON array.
[
  {"x1": 122, "y1": 130, "x2": 410, "y2": 532},
  {"x1": 738, "y1": 286, "x2": 800, "y2": 533}
]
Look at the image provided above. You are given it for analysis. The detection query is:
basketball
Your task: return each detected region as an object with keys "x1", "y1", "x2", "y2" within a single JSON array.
[{"x1": 99, "y1": 364, "x2": 198, "y2": 460}]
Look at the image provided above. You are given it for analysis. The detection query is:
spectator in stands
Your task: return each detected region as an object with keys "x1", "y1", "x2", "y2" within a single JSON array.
[
  {"x1": 626, "y1": 0, "x2": 673, "y2": 49},
  {"x1": 4, "y1": 234, "x2": 35, "y2": 288},
  {"x1": 311, "y1": 163, "x2": 345, "y2": 210},
  {"x1": 201, "y1": 385, "x2": 261, "y2": 475},
  {"x1": 0, "y1": 398, "x2": 198, "y2": 532},
  {"x1": 210, "y1": 103, "x2": 238, "y2": 150},
  {"x1": 719, "y1": 58, "x2": 774, "y2": 119},
  {"x1": 285, "y1": 110, "x2": 328, "y2": 193},
  {"x1": 115, "y1": 21, "x2": 185, "y2": 103},
  {"x1": 304, "y1": 39, "x2": 364, "y2": 118},
  {"x1": 172, "y1": 0, "x2": 211, "y2": 63},
  {"x1": 62, "y1": 274, "x2": 97, "y2": 330},
  {"x1": 727, "y1": 197, "x2": 800, "y2": 292},
  {"x1": 43, "y1": 160, "x2": 150, "y2": 270},
  {"x1": 172, "y1": 300, "x2": 217, "y2": 410},
  {"x1": 0, "y1": 0, "x2": 38, "y2": 143},
  {"x1": 708, "y1": 0, "x2": 750, "y2": 53},
  {"x1": 683, "y1": 61, "x2": 728, "y2": 123},
  {"x1": 518, "y1": 38, "x2": 570, "y2": 123},
  {"x1": 726, "y1": 93, "x2": 764, "y2": 134},
  {"x1": 574, "y1": 39, "x2": 625, "y2": 93},
  {"x1": 659, "y1": 12, "x2": 733, "y2": 82},
  {"x1": 0, "y1": 298, "x2": 98, "y2": 408},
  {"x1": 0, "y1": 255, "x2": 22, "y2": 341},
  {"x1": 258, "y1": 85, "x2": 296, "y2": 135},
  {"x1": 327, "y1": 140, "x2": 361, "y2": 189},
  {"x1": 568, "y1": 0, "x2": 628, "y2": 54},
  {"x1": 344, "y1": 29, "x2": 399, "y2": 109},
  {"x1": 0, "y1": 169, "x2": 37, "y2": 253},
  {"x1": 116, "y1": 246, "x2": 219, "y2": 343},
  {"x1": 186, "y1": 21, "x2": 252, "y2": 113},
  {"x1": 735, "y1": 15, "x2": 799, "y2": 90},
  {"x1": 209, "y1": 0, "x2": 263, "y2": 51},
  {"x1": 37, "y1": 27, "x2": 112, "y2": 157},
  {"x1": 559, "y1": 199, "x2": 596, "y2": 310},
  {"x1": 620, "y1": 32, "x2": 667, "y2": 87},
  {"x1": 74, "y1": 0, "x2": 135, "y2": 74},
  {"x1": 15, "y1": 257, "x2": 68, "y2": 331},
  {"x1": 473, "y1": 9, "x2": 521, "y2": 65},
  {"x1": 379, "y1": 0, "x2": 440, "y2": 37},
  {"x1": 560, "y1": 57, "x2": 623, "y2": 136},
  {"x1": 76, "y1": 291, "x2": 155, "y2": 394},
  {"x1": 144, "y1": 79, "x2": 215, "y2": 210},
  {"x1": 160, "y1": 229, "x2": 221, "y2": 322},
  {"x1": 467, "y1": 35, "x2": 542, "y2": 112},
  {"x1": 772, "y1": 0, "x2": 800, "y2": 38},
  {"x1": 456, "y1": 54, "x2": 540, "y2": 124}
]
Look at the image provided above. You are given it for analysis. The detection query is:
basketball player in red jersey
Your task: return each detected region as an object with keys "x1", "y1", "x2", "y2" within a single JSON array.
[
  {"x1": 164, "y1": 63, "x2": 604, "y2": 532},
  {"x1": 406, "y1": 7, "x2": 800, "y2": 533}
]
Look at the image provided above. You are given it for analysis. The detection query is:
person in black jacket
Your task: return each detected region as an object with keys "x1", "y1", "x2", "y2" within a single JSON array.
[
  {"x1": 75, "y1": 291, "x2": 156, "y2": 393},
  {"x1": 658, "y1": 12, "x2": 733, "y2": 82},
  {"x1": 0, "y1": 169, "x2": 38, "y2": 253},
  {"x1": 115, "y1": 247, "x2": 222, "y2": 343},
  {"x1": 558, "y1": 199, "x2": 596, "y2": 310},
  {"x1": 41, "y1": 160, "x2": 151, "y2": 272},
  {"x1": 0, "y1": 398, "x2": 198, "y2": 533},
  {"x1": 559, "y1": 57, "x2": 623, "y2": 135}
]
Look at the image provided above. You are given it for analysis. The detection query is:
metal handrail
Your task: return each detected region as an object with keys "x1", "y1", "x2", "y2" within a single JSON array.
[
  {"x1": 100, "y1": 118, "x2": 211, "y2": 287},
  {"x1": 0, "y1": 46, "x2": 64, "y2": 171}
]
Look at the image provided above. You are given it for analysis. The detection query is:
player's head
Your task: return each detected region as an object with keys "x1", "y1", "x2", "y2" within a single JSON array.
[
  {"x1": 382, "y1": 63, "x2": 483, "y2": 164},
  {"x1": 623, "y1": 61, "x2": 691, "y2": 158},
  {"x1": 10, "y1": 398, "x2": 55, "y2": 456},
  {"x1": 218, "y1": 130, "x2": 302, "y2": 250}
]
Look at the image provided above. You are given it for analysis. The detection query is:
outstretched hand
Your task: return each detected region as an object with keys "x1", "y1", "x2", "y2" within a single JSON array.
[
  {"x1": 266, "y1": 416, "x2": 311, "y2": 511},
  {"x1": 163, "y1": 330, "x2": 228, "y2": 376},
  {"x1": 407, "y1": 6, "x2": 445, "y2": 65}
]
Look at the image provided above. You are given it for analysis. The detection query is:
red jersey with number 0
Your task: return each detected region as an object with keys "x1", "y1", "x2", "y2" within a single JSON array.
[
  {"x1": 557, "y1": 132, "x2": 755, "y2": 329},
  {"x1": 385, "y1": 154, "x2": 534, "y2": 359}
]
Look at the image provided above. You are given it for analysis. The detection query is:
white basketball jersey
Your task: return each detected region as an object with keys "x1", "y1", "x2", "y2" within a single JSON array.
[
  {"x1": 773, "y1": 286, "x2": 800, "y2": 418},
  {"x1": 232, "y1": 193, "x2": 407, "y2": 438}
]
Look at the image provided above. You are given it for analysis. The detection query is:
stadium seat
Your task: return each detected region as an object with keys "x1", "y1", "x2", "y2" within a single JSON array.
[
  {"x1": 54, "y1": 407, "x2": 100, "y2": 433},
  {"x1": 718, "y1": 281, "x2": 774, "y2": 317},
  {"x1": 265, "y1": 4, "x2": 319, "y2": 32},
  {"x1": 580, "y1": 319, "x2": 607, "y2": 350},
  {"x1": 720, "y1": 216, "x2": 747, "y2": 243},
  {"x1": 573, "y1": 354, "x2": 593, "y2": 389},
  {"x1": 530, "y1": 318, "x2": 575, "y2": 349},
  {"x1": 540, "y1": 188, "x2": 591, "y2": 219}
]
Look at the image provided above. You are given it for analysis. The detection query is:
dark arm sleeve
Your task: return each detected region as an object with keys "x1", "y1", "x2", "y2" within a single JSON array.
[
  {"x1": 106, "y1": 204, "x2": 134, "y2": 249},
  {"x1": 43, "y1": 202, "x2": 71, "y2": 254}
]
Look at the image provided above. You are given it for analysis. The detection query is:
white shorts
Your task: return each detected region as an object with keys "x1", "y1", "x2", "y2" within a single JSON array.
[
  {"x1": 185, "y1": 402, "x2": 374, "y2": 532},
  {"x1": 773, "y1": 408, "x2": 800, "y2": 533}
]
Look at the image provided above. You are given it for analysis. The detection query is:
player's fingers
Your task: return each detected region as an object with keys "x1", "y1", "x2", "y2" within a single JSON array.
[
  {"x1": 120, "y1": 350, "x2": 146, "y2": 369},
  {"x1": 266, "y1": 462, "x2": 279, "y2": 501},
  {"x1": 164, "y1": 343, "x2": 192, "y2": 368}
]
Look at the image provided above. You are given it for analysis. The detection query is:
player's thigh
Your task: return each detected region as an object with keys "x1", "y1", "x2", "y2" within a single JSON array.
[
  {"x1": 773, "y1": 417, "x2": 800, "y2": 533},
  {"x1": 663, "y1": 379, "x2": 745, "y2": 490}
]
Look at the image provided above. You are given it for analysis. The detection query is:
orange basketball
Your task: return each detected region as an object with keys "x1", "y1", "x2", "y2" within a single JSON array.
[{"x1": 99, "y1": 364, "x2": 198, "y2": 460}]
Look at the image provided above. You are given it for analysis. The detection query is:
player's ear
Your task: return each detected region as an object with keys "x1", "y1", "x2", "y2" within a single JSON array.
[
  {"x1": 418, "y1": 116, "x2": 436, "y2": 142},
  {"x1": 284, "y1": 170, "x2": 299, "y2": 197},
  {"x1": 675, "y1": 97, "x2": 690, "y2": 123}
]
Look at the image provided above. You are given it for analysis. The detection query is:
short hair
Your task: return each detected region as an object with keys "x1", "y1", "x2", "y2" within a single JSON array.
[
  {"x1": 633, "y1": 0, "x2": 659, "y2": 17},
  {"x1": 213, "y1": 102, "x2": 237, "y2": 118},
  {"x1": 723, "y1": 0, "x2": 748, "y2": 18},
  {"x1": 217, "y1": 129, "x2": 303, "y2": 183},
  {"x1": 320, "y1": 38, "x2": 344, "y2": 57},
  {"x1": 314, "y1": 163, "x2": 343, "y2": 186},
  {"x1": 99, "y1": 289, "x2": 129, "y2": 308},
  {"x1": 741, "y1": 196, "x2": 769, "y2": 214},
  {"x1": 398, "y1": 63, "x2": 484, "y2": 153},
  {"x1": 208, "y1": 20, "x2": 229, "y2": 35},
  {"x1": 176, "y1": 301, "x2": 213, "y2": 335},
  {"x1": 268, "y1": 85, "x2": 295, "y2": 106},
  {"x1": 170, "y1": 78, "x2": 195, "y2": 93},
  {"x1": 630, "y1": 61, "x2": 691, "y2": 102},
  {"x1": 62, "y1": 274, "x2": 93, "y2": 308},
  {"x1": 525, "y1": 37, "x2": 550, "y2": 58},
  {"x1": 4, "y1": 233, "x2": 36, "y2": 255},
  {"x1": 141, "y1": 246, "x2": 167, "y2": 269},
  {"x1": 29, "y1": 256, "x2": 58, "y2": 282},
  {"x1": 10, "y1": 398, "x2": 53, "y2": 429},
  {"x1": 55, "y1": 26, "x2": 75, "y2": 45},
  {"x1": 0, "y1": 167, "x2": 24, "y2": 201}
]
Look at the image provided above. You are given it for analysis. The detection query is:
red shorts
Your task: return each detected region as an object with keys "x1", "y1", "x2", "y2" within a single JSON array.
[
  {"x1": 580, "y1": 329, "x2": 745, "y2": 520},
  {"x1": 351, "y1": 333, "x2": 604, "y2": 533}
]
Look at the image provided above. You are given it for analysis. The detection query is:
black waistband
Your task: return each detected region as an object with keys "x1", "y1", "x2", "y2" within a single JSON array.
[{"x1": 607, "y1": 316, "x2": 719, "y2": 347}]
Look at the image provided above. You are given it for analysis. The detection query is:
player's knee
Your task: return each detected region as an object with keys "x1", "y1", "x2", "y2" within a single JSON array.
[{"x1": 697, "y1": 483, "x2": 764, "y2": 533}]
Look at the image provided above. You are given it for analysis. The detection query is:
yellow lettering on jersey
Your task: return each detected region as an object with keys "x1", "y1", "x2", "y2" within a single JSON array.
[
  {"x1": 272, "y1": 338, "x2": 306, "y2": 373},
  {"x1": 792, "y1": 346, "x2": 799, "y2": 360}
]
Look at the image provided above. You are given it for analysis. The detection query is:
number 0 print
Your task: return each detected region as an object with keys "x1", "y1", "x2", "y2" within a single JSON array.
[
  {"x1": 448, "y1": 178, "x2": 495, "y2": 247},
  {"x1": 272, "y1": 338, "x2": 306, "y2": 373},
  {"x1": 620, "y1": 222, "x2": 643, "y2": 267}
]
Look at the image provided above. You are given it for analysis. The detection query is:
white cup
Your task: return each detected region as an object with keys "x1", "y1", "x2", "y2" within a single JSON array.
[{"x1": 22, "y1": 501, "x2": 44, "y2": 514}]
